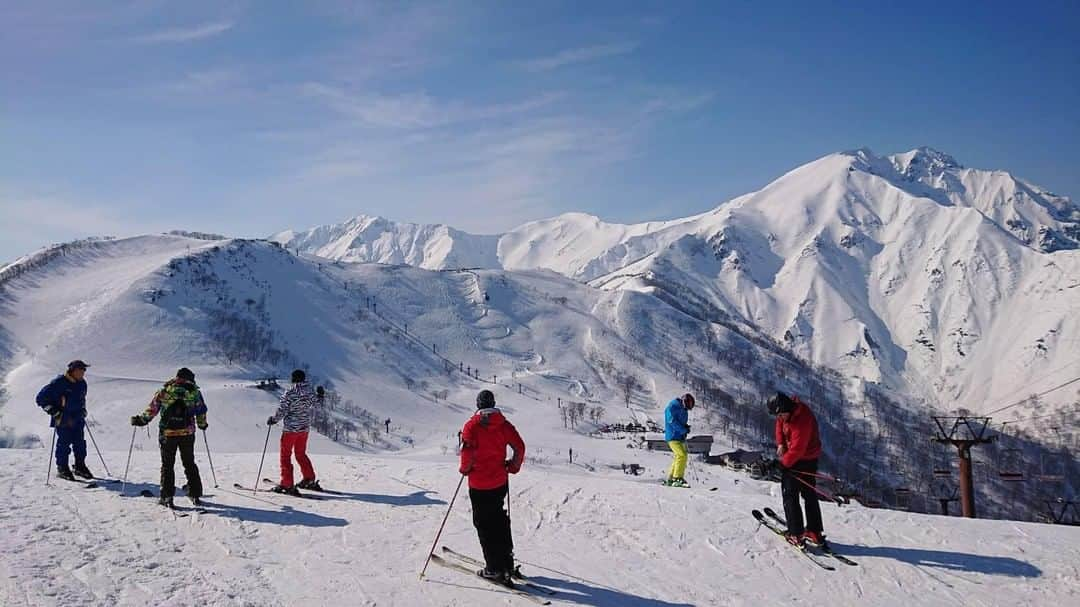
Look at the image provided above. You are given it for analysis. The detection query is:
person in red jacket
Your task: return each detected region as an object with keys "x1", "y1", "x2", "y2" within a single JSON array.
[
  {"x1": 768, "y1": 392, "x2": 825, "y2": 547},
  {"x1": 459, "y1": 389, "x2": 525, "y2": 586}
]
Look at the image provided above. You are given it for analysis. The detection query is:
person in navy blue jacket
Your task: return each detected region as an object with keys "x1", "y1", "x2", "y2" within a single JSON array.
[
  {"x1": 663, "y1": 393, "x2": 695, "y2": 487},
  {"x1": 36, "y1": 360, "x2": 92, "y2": 481}
]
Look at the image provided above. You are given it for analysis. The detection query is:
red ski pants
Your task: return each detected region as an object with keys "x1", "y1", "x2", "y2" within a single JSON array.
[{"x1": 279, "y1": 431, "x2": 316, "y2": 488}]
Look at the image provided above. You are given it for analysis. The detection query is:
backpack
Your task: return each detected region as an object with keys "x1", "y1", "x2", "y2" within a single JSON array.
[{"x1": 162, "y1": 383, "x2": 194, "y2": 430}]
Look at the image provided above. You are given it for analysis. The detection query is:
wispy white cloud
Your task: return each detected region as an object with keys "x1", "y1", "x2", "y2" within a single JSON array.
[
  {"x1": 520, "y1": 42, "x2": 637, "y2": 72},
  {"x1": 131, "y1": 20, "x2": 233, "y2": 44},
  {"x1": 302, "y1": 83, "x2": 564, "y2": 129}
]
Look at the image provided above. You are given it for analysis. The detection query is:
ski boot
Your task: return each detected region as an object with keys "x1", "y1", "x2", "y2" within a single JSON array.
[
  {"x1": 72, "y1": 463, "x2": 94, "y2": 480},
  {"x1": 158, "y1": 496, "x2": 174, "y2": 508},
  {"x1": 664, "y1": 477, "x2": 690, "y2": 488},
  {"x1": 189, "y1": 496, "x2": 203, "y2": 507},
  {"x1": 784, "y1": 532, "x2": 806, "y2": 548},
  {"x1": 478, "y1": 568, "x2": 514, "y2": 588},
  {"x1": 801, "y1": 530, "x2": 827, "y2": 548},
  {"x1": 271, "y1": 484, "x2": 301, "y2": 497},
  {"x1": 56, "y1": 466, "x2": 75, "y2": 481},
  {"x1": 297, "y1": 478, "x2": 323, "y2": 491}
]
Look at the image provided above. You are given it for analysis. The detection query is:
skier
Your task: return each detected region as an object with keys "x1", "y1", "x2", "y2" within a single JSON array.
[
  {"x1": 36, "y1": 360, "x2": 92, "y2": 481},
  {"x1": 385, "y1": 418, "x2": 391, "y2": 434},
  {"x1": 767, "y1": 392, "x2": 826, "y2": 547},
  {"x1": 459, "y1": 389, "x2": 525, "y2": 587},
  {"x1": 267, "y1": 369, "x2": 321, "y2": 495},
  {"x1": 663, "y1": 393, "x2": 695, "y2": 487},
  {"x1": 130, "y1": 367, "x2": 208, "y2": 507}
]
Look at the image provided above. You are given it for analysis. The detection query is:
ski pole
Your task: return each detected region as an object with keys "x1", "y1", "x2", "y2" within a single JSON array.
[
  {"x1": 84, "y1": 419, "x2": 111, "y2": 477},
  {"x1": 45, "y1": 427, "x2": 56, "y2": 486},
  {"x1": 202, "y1": 429, "x2": 219, "y2": 488},
  {"x1": 791, "y1": 471, "x2": 844, "y2": 505},
  {"x1": 791, "y1": 469, "x2": 840, "y2": 482},
  {"x1": 121, "y1": 426, "x2": 137, "y2": 495},
  {"x1": 419, "y1": 474, "x2": 465, "y2": 580},
  {"x1": 253, "y1": 423, "x2": 272, "y2": 494}
]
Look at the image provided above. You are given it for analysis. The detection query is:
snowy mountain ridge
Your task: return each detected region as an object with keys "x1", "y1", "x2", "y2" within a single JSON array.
[{"x1": 273, "y1": 148, "x2": 1080, "y2": 414}]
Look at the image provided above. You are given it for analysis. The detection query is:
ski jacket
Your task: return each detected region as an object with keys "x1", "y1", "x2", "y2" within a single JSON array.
[
  {"x1": 775, "y1": 399, "x2": 822, "y2": 468},
  {"x1": 36, "y1": 374, "x2": 88, "y2": 429},
  {"x1": 136, "y1": 378, "x2": 208, "y2": 438},
  {"x1": 459, "y1": 408, "x2": 525, "y2": 490},
  {"x1": 271, "y1": 381, "x2": 318, "y2": 433},
  {"x1": 664, "y1": 398, "x2": 690, "y2": 441}
]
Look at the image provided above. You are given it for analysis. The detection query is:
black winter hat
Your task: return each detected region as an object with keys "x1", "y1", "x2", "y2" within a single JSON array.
[
  {"x1": 291, "y1": 369, "x2": 306, "y2": 383},
  {"x1": 766, "y1": 392, "x2": 796, "y2": 415},
  {"x1": 476, "y1": 389, "x2": 496, "y2": 409},
  {"x1": 176, "y1": 367, "x2": 195, "y2": 382}
]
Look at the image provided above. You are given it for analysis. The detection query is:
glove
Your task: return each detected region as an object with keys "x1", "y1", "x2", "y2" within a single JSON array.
[
  {"x1": 197, "y1": 420, "x2": 208, "y2": 430},
  {"x1": 130, "y1": 415, "x2": 147, "y2": 427},
  {"x1": 45, "y1": 404, "x2": 62, "y2": 416},
  {"x1": 505, "y1": 459, "x2": 521, "y2": 474},
  {"x1": 266, "y1": 416, "x2": 277, "y2": 426}
]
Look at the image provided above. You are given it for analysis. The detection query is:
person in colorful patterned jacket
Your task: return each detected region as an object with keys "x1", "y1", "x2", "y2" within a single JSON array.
[
  {"x1": 130, "y1": 367, "x2": 208, "y2": 507},
  {"x1": 266, "y1": 369, "x2": 321, "y2": 495},
  {"x1": 458, "y1": 389, "x2": 525, "y2": 587},
  {"x1": 36, "y1": 360, "x2": 92, "y2": 481}
]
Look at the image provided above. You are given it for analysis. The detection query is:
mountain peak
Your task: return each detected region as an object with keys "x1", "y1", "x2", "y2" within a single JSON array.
[{"x1": 889, "y1": 147, "x2": 963, "y2": 178}]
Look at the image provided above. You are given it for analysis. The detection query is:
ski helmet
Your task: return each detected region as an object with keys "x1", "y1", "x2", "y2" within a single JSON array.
[
  {"x1": 477, "y1": 389, "x2": 496, "y2": 409},
  {"x1": 176, "y1": 367, "x2": 195, "y2": 382},
  {"x1": 291, "y1": 369, "x2": 306, "y2": 383}
]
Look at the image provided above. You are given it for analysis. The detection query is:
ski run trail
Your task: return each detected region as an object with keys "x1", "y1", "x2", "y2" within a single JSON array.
[{"x1": 1, "y1": 446, "x2": 1077, "y2": 607}]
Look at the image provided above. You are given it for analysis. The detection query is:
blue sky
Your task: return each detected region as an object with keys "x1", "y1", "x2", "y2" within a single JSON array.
[{"x1": 3, "y1": 0, "x2": 1078, "y2": 261}]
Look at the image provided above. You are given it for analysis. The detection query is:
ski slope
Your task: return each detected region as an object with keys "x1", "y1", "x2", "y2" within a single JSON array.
[{"x1": 1, "y1": 441, "x2": 1076, "y2": 607}]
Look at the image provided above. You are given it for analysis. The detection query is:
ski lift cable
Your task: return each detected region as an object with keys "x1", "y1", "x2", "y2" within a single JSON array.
[
  {"x1": 998, "y1": 403, "x2": 1080, "y2": 425},
  {"x1": 984, "y1": 373, "x2": 1080, "y2": 414},
  {"x1": 981, "y1": 359, "x2": 1080, "y2": 413}
]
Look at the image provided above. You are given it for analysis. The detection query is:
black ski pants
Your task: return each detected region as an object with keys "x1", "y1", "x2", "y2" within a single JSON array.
[
  {"x1": 781, "y1": 458, "x2": 823, "y2": 535},
  {"x1": 159, "y1": 434, "x2": 203, "y2": 499},
  {"x1": 469, "y1": 484, "x2": 514, "y2": 574}
]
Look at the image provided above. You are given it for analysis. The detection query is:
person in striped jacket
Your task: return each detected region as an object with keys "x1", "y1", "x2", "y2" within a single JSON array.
[{"x1": 267, "y1": 369, "x2": 321, "y2": 495}]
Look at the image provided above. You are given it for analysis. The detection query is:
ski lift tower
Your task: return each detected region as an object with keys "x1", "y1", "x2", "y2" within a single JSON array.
[{"x1": 932, "y1": 416, "x2": 995, "y2": 518}]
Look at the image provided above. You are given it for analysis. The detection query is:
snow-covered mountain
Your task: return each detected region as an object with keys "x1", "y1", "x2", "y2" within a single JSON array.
[
  {"x1": 275, "y1": 148, "x2": 1080, "y2": 416},
  {"x1": 270, "y1": 215, "x2": 501, "y2": 270}
]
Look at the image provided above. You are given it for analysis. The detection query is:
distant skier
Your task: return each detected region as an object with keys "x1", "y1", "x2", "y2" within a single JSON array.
[
  {"x1": 130, "y1": 367, "x2": 208, "y2": 507},
  {"x1": 267, "y1": 369, "x2": 321, "y2": 495},
  {"x1": 385, "y1": 418, "x2": 391, "y2": 434},
  {"x1": 459, "y1": 389, "x2": 525, "y2": 587},
  {"x1": 663, "y1": 393, "x2": 695, "y2": 487},
  {"x1": 36, "y1": 360, "x2": 92, "y2": 481},
  {"x1": 767, "y1": 392, "x2": 826, "y2": 547}
]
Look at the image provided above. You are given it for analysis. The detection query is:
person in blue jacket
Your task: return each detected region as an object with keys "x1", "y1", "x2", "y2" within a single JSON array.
[
  {"x1": 36, "y1": 360, "x2": 92, "y2": 481},
  {"x1": 663, "y1": 393, "x2": 695, "y2": 487}
]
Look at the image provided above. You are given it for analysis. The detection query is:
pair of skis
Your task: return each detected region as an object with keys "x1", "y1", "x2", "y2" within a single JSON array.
[
  {"x1": 752, "y1": 508, "x2": 857, "y2": 570},
  {"x1": 229, "y1": 480, "x2": 325, "y2": 500},
  {"x1": 428, "y1": 546, "x2": 556, "y2": 605}
]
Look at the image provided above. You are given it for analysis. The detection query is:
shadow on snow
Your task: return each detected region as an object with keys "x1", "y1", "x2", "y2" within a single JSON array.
[
  {"x1": 829, "y1": 542, "x2": 1042, "y2": 578},
  {"x1": 97, "y1": 481, "x2": 350, "y2": 528}
]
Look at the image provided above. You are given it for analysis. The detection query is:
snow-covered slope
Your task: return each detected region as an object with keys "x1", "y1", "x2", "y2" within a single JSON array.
[
  {"x1": 2, "y1": 446, "x2": 1078, "y2": 607},
  {"x1": 275, "y1": 148, "x2": 1080, "y2": 417}
]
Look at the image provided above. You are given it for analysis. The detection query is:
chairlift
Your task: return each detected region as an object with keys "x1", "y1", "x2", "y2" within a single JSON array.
[
  {"x1": 998, "y1": 447, "x2": 1025, "y2": 482},
  {"x1": 932, "y1": 442, "x2": 952, "y2": 478},
  {"x1": 1037, "y1": 427, "x2": 1067, "y2": 482}
]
